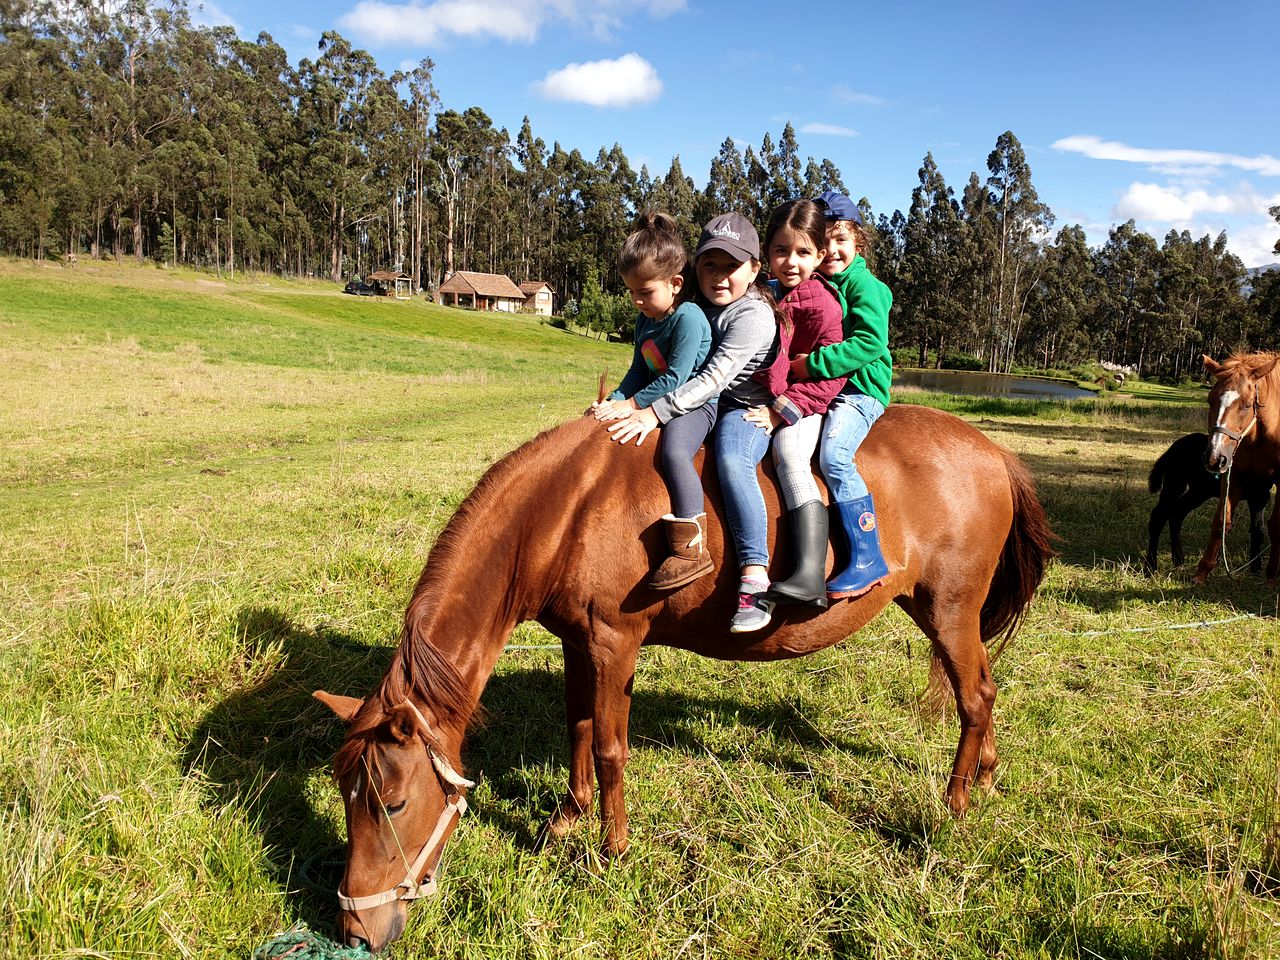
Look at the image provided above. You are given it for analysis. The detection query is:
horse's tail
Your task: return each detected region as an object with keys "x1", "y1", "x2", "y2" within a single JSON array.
[
  {"x1": 1148, "y1": 443, "x2": 1175, "y2": 494},
  {"x1": 924, "y1": 448, "x2": 1056, "y2": 711}
]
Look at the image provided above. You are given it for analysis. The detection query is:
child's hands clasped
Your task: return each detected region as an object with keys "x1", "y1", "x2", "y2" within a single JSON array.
[
  {"x1": 607, "y1": 407, "x2": 660, "y2": 445},
  {"x1": 744, "y1": 406, "x2": 783, "y2": 435},
  {"x1": 592, "y1": 398, "x2": 636, "y2": 422}
]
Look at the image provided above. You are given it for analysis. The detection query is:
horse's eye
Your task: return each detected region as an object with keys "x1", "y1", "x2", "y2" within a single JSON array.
[{"x1": 384, "y1": 800, "x2": 407, "y2": 817}]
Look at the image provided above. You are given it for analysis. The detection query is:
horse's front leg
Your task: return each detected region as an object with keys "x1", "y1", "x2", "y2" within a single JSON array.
[
  {"x1": 1193, "y1": 489, "x2": 1236, "y2": 584},
  {"x1": 543, "y1": 641, "x2": 595, "y2": 841},
  {"x1": 590, "y1": 639, "x2": 641, "y2": 858}
]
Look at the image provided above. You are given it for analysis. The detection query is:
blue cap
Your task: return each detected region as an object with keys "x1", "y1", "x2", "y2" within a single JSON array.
[{"x1": 813, "y1": 191, "x2": 863, "y2": 225}]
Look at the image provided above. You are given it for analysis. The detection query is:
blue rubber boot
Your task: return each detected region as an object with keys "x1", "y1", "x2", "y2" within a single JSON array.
[{"x1": 827, "y1": 495, "x2": 889, "y2": 599}]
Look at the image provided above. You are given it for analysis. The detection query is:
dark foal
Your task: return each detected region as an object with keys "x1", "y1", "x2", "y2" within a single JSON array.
[{"x1": 1145, "y1": 432, "x2": 1273, "y2": 574}]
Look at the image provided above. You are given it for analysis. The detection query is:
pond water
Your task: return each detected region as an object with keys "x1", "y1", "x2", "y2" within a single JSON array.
[{"x1": 893, "y1": 368, "x2": 1096, "y2": 401}]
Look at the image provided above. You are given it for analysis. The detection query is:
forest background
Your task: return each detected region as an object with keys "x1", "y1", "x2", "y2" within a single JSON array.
[{"x1": 2, "y1": 0, "x2": 1278, "y2": 380}]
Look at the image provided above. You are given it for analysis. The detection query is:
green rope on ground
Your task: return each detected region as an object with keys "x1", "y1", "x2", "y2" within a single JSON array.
[{"x1": 253, "y1": 923, "x2": 369, "y2": 960}]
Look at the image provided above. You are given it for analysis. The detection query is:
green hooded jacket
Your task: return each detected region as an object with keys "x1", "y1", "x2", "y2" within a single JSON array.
[{"x1": 804, "y1": 255, "x2": 893, "y2": 407}]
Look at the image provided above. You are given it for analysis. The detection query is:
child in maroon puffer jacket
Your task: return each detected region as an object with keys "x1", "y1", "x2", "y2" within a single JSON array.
[{"x1": 721, "y1": 199, "x2": 846, "y2": 632}]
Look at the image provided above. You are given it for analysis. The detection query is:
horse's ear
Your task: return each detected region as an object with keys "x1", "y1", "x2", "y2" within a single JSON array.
[
  {"x1": 1202, "y1": 355, "x2": 1220, "y2": 375},
  {"x1": 1251, "y1": 356, "x2": 1279, "y2": 382},
  {"x1": 313, "y1": 690, "x2": 364, "y2": 723},
  {"x1": 387, "y1": 703, "x2": 418, "y2": 745}
]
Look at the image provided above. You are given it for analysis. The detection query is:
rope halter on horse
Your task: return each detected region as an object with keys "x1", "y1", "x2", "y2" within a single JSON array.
[
  {"x1": 337, "y1": 700, "x2": 475, "y2": 913},
  {"x1": 1209, "y1": 389, "x2": 1262, "y2": 468}
]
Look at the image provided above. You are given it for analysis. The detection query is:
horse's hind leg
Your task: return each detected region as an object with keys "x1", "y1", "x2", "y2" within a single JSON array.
[
  {"x1": 542, "y1": 642, "x2": 595, "y2": 842},
  {"x1": 908, "y1": 597, "x2": 996, "y2": 815},
  {"x1": 940, "y1": 627, "x2": 997, "y2": 815}
]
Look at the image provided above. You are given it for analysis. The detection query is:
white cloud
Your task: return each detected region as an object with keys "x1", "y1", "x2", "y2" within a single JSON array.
[
  {"x1": 340, "y1": 0, "x2": 539, "y2": 44},
  {"x1": 533, "y1": 53, "x2": 661, "y2": 108},
  {"x1": 830, "y1": 84, "x2": 884, "y2": 106},
  {"x1": 1232, "y1": 222, "x2": 1280, "y2": 269},
  {"x1": 1114, "y1": 183, "x2": 1243, "y2": 222},
  {"x1": 338, "y1": 0, "x2": 685, "y2": 46},
  {"x1": 1054, "y1": 135, "x2": 1280, "y2": 177},
  {"x1": 1114, "y1": 182, "x2": 1280, "y2": 223},
  {"x1": 800, "y1": 122, "x2": 858, "y2": 138},
  {"x1": 190, "y1": 0, "x2": 243, "y2": 33}
]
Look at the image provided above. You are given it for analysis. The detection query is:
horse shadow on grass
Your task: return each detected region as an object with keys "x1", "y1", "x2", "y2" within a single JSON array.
[{"x1": 183, "y1": 606, "x2": 930, "y2": 933}]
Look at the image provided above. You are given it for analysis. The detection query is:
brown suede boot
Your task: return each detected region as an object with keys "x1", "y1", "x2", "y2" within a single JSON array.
[{"x1": 649, "y1": 514, "x2": 714, "y2": 590}]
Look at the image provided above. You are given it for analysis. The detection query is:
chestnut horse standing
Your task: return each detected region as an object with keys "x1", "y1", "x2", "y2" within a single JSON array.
[
  {"x1": 315, "y1": 404, "x2": 1054, "y2": 952},
  {"x1": 1195, "y1": 352, "x2": 1280, "y2": 583}
]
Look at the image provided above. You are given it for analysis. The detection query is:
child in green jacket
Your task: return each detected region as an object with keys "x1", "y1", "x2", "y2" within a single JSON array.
[{"x1": 789, "y1": 191, "x2": 893, "y2": 598}]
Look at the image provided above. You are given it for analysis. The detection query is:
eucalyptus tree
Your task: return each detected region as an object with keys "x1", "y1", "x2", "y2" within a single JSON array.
[
  {"x1": 981, "y1": 131, "x2": 1053, "y2": 372},
  {"x1": 651, "y1": 155, "x2": 698, "y2": 252},
  {"x1": 513, "y1": 115, "x2": 550, "y2": 287},
  {"x1": 1092, "y1": 220, "x2": 1161, "y2": 371},
  {"x1": 297, "y1": 31, "x2": 384, "y2": 281},
  {"x1": 703, "y1": 137, "x2": 752, "y2": 221},
  {"x1": 765, "y1": 123, "x2": 804, "y2": 208},
  {"x1": 1024, "y1": 225, "x2": 1094, "y2": 370},
  {"x1": 898, "y1": 153, "x2": 964, "y2": 367}
]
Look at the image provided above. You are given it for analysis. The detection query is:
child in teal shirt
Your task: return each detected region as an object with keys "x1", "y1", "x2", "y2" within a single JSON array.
[{"x1": 593, "y1": 211, "x2": 712, "y2": 589}]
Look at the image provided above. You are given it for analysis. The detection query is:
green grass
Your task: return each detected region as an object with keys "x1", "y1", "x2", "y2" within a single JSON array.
[{"x1": 2, "y1": 259, "x2": 1278, "y2": 959}]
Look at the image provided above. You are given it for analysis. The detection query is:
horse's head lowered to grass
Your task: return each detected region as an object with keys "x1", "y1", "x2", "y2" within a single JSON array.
[{"x1": 314, "y1": 635, "x2": 478, "y2": 953}]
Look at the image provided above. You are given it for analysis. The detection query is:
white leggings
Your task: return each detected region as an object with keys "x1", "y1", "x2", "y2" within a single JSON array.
[{"x1": 771, "y1": 414, "x2": 824, "y2": 509}]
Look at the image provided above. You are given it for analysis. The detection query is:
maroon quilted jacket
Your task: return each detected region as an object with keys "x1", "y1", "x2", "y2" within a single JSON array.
[{"x1": 752, "y1": 274, "x2": 847, "y2": 425}]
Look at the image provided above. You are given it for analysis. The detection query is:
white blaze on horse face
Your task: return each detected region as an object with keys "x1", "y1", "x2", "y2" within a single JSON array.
[{"x1": 1215, "y1": 390, "x2": 1240, "y2": 428}]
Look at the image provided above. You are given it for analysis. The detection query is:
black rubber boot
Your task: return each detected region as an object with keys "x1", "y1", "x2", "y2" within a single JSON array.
[{"x1": 765, "y1": 500, "x2": 829, "y2": 608}]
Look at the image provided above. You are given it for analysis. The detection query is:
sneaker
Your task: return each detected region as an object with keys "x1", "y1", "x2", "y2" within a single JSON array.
[{"x1": 730, "y1": 589, "x2": 774, "y2": 633}]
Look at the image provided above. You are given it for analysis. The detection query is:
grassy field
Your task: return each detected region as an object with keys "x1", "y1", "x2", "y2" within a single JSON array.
[{"x1": 2, "y1": 259, "x2": 1278, "y2": 960}]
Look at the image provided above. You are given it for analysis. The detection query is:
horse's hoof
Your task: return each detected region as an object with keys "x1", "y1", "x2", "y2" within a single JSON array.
[
  {"x1": 601, "y1": 836, "x2": 630, "y2": 861},
  {"x1": 535, "y1": 812, "x2": 583, "y2": 849}
]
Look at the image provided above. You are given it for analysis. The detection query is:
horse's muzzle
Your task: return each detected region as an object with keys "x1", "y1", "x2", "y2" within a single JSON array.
[{"x1": 339, "y1": 904, "x2": 406, "y2": 954}]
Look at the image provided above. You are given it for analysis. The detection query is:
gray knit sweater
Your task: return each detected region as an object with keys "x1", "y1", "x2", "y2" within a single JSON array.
[{"x1": 649, "y1": 287, "x2": 777, "y2": 423}]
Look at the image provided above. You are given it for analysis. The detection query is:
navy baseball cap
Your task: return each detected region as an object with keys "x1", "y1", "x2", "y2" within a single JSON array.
[
  {"x1": 695, "y1": 213, "x2": 760, "y2": 262},
  {"x1": 813, "y1": 191, "x2": 863, "y2": 226}
]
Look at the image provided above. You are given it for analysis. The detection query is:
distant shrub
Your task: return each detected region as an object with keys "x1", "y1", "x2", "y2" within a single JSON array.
[
  {"x1": 940, "y1": 352, "x2": 985, "y2": 371},
  {"x1": 544, "y1": 315, "x2": 568, "y2": 330}
]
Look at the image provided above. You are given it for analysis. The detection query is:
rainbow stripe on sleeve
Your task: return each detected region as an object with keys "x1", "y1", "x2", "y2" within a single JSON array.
[{"x1": 641, "y1": 338, "x2": 668, "y2": 374}]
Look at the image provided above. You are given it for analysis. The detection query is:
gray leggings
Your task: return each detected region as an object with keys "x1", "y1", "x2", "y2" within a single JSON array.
[
  {"x1": 771, "y1": 414, "x2": 823, "y2": 509},
  {"x1": 658, "y1": 401, "x2": 718, "y2": 517}
]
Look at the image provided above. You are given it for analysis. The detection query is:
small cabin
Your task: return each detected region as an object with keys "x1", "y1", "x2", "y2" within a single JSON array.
[
  {"x1": 437, "y1": 271, "x2": 526, "y2": 312},
  {"x1": 519, "y1": 281, "x2": 556, "y2": 316}
]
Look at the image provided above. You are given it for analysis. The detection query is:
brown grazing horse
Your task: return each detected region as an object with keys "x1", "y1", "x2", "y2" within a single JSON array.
[
  {"x1": 314, "y1": 404, "x2": 1054, "y2": 952},
  {"x1": 1195, "y1": 352, "x2": 1280, "y2": 583}
]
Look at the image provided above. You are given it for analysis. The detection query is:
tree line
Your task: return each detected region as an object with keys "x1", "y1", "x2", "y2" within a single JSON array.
[{"x1": 2, "y1": 0, "x2": 1276, "y2": 379}]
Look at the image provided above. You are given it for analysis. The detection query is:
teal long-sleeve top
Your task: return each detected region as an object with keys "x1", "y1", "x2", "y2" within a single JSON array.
[
  {"x1": 803, "y1": 255, "x2": 893, "y2": 408},
  {"x1": 608, "y1": 301, "x2": 712, "y2": 410}
]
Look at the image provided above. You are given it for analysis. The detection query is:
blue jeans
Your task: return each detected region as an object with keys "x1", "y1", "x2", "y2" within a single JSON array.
[
  {"x1": 818, "y1": 389, "x2": 884, "y2": 502},
  {"x1": 714, "y1": 407, "x2": 773, "y2": 569}
]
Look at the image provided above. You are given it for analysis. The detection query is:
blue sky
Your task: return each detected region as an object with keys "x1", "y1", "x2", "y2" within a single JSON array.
[{"x1": 195, "y1": 0, "x2": 1279, "y2": 267}]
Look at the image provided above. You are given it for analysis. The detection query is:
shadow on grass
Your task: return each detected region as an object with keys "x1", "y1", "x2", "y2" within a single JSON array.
[{"x1": 183, "y1": 606, "x2": 933, "y2": 933}]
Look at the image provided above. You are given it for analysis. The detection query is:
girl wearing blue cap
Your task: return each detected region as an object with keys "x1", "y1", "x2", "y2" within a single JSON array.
[{"x1": 790, "y1": 191, "x2": 894, "y2": 599}]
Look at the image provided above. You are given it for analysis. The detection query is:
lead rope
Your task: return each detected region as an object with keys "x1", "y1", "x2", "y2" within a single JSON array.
[
  {"x1": 1218, "y1": 461, "x2": 1238, "y2": 576},
  {"x1": 1216, "y1": 402, "x2": 1262, "y2": 577}
]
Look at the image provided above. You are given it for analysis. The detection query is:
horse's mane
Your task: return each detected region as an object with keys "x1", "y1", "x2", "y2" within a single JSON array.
[
  {"x1": 334, "y1": 417, "x2": 599, "y2": 776},
  {"x1": 1215, "y1": 351, "x2": 1280, "y2": 380}
]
